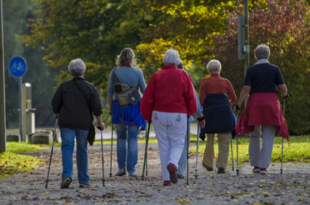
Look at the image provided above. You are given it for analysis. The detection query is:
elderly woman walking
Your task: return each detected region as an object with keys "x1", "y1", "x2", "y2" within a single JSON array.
[
  {"x1": 140, "y1": 49, "x2": 197, "y2": 186},
  {"x1": 52, "y1": 59, "x2": 105, "y2": 188},
  {"x1": 199, "y1": 59, "x2": 237, "y2": 174},
  {"x1": 235, "y1": 44, "x2": 289, "y2": 175},
  {"x1": 108, "y1": 48, "x2": 146, "y2": 177}
]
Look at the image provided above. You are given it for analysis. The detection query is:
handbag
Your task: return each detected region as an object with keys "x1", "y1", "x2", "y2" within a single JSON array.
[
  {"x1": 112, "y1": 67, "x2": 141, "y2": 108},
  {"x1": 72, "y1": 79, "x2": 96, "y2": 146},
  {"x1": 87, "y1": 124, "x2": 96, "y2": 146}
]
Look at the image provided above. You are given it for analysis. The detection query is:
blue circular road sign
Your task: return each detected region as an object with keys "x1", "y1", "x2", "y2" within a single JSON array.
[{"x1": 9, "y1": 56, "x2": 27, "y2": 78}]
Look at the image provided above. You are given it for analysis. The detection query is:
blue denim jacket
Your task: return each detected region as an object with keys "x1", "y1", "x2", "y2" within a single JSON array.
[{"x1": 189, "y1": 90, "x2": 203, "y2": 122}]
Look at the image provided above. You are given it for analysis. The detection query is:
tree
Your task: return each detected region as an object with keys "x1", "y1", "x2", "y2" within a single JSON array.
[{"x1": 210, "y1": 0, "x2": 310, "y2": 134}]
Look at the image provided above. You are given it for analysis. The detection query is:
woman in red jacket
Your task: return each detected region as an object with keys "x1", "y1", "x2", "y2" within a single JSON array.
[{"x1": 140, "y1": 49, "x2": 197, "y2": 186}]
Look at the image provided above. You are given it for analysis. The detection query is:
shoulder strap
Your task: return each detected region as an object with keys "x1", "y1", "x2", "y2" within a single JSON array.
[{"x1": 112, "y1": 67, "x2": 122, "y2": 84}]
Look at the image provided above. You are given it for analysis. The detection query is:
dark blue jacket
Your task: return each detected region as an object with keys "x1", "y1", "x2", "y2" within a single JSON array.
[{"x1": 202, "y1": 93, "x2": 236, "y2": 137}]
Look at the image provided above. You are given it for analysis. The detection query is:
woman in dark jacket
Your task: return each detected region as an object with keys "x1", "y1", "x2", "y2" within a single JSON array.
[{"x1": 199, "y1": 59, "x2": 237, "y2": 174}]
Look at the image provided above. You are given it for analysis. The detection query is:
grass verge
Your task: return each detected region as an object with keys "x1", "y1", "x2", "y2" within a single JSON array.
[
  {"x1": 0, "y1": 142, "x2": 50, "y2": 179},
  {"x1": 189, "y1": 135, "x2": 310, "y2": 164}
]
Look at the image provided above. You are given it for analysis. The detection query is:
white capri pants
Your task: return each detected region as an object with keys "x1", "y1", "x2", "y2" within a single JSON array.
[{"x1": 152, "y1": 111, "x2": 187, "y2": 181}]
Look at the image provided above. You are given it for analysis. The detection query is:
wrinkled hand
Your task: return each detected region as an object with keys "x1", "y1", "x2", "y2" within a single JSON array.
[
  {"x1": 234, "y1": 104, "x2": 240, "y2": 113},
  {"x1": 98, "y1": 122, "x2": 105, "y2": 131}
]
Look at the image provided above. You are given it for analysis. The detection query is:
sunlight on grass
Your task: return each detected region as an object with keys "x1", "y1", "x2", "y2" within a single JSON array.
[
  {"x1": 0, "y1": 152, "x2": 43, "y2": 179},
  {"x1": 189, "y1": 135, "x2": 310, "y2": 164},
  {"x1": 6, "y1": 142, "x2": 50, "y2": 153}
]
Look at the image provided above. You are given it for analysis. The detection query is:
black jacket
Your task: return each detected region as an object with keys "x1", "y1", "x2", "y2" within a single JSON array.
[{"x1": 51, "y1": 77, "x2": 103, "y2": 130}]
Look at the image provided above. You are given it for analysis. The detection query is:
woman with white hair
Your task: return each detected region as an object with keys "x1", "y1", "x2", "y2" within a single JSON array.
[
  {"x1": 52, "y1": 59, "x2": 105, "y2": 188},
  {"x1": 108, "y1": 48, "x2": 146, "y2": 177},
  {"x1": 235, "y1": 44, "x2": 289, "y2": 175},
  {"x1": 199, "y1": 59, "x2": 237, "y2": 174},
  {"x1": 140, "y1": 49, "x2": 197, "y2": 186}
]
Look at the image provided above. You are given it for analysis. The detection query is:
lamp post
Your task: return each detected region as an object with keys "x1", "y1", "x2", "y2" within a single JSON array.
[{"x1": 0, "y1": 0, "x2": 6, "y2": 153}]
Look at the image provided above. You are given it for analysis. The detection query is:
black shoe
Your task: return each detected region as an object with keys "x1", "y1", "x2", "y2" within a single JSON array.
[
  {"x1": 202, "y1": 163, "x2": 213, "y2": 171},
  {"x1": 177, "y1": 174, "x2": 185, "y2": 179},
  {"x1": 217, "y1": 168, "x2": 226, "y2": 174}
]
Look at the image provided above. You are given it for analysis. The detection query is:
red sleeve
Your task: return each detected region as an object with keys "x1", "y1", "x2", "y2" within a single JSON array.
[
  {"x1": 199, "y1": 79, "x2": 206, "y2": 107},
  {"x1": 226, "y1": 80, "x2": 237, "y2": 105},
  {"x1": 183, "y1": 73, "x2": 197, "y2": 116},
  {"x1": 140, "y1": 74, "x2": 156, "y2": 120}
]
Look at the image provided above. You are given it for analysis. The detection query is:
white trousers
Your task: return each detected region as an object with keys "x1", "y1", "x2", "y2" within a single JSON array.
[
  {"x1": 152, "y1": 111, "x2": 187, "y2": 181},
  {"x1": 249, "y1": 125, "x2": 276, "y2": 169}
]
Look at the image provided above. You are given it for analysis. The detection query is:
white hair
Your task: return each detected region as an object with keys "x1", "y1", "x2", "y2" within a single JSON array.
[
  {"x1": 163, "y1": 49, "x2": 181, "y2": 65},
  {"x1": 254, "y1": 44, "x2": 270, "y2": 60},
  {"x1": 68, "y1": 59, "x2": 86, "y2": 77},
  {"x1": 206, "y1": 59, "x2": 221, "y2": 74}
]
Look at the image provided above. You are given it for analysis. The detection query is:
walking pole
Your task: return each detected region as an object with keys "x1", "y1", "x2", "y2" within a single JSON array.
[
  {"x1": 281, "y1": 99, "x2": 285, "y2": 174},
  {"x1": 141, "y1": 121, "x2": 151, "y2": 180},
  {"x1": 235, "y1": 112, "x2": 239, "y2": 176},
  {"x1": 109, "y1": 123, "x2": 113, "y2": 178},
  {"x1": 146, "y1": 124, "x2": 149, "y2": 176},
  {"x1": 195, "y1": 123, "x2": 200, "y2": 179},
  {"x1": 45, "y1": 117, "x2": 58, "y2": 189},
  {"x1": 97, "y1": 126, "x2": 105, "y2": 186},
  {"x1": 231, "y1": 134, "x2": 234, "y2": 171},
  {"x1": 186, "y1": 118, "x2": 190, "y2": 185}
]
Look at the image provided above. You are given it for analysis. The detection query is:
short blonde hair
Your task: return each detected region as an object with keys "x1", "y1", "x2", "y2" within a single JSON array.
[
  {"x1": 116, "y1": 48, "x2": 135, "y2": 67},
  {"x1": 206, "y1": 59, "x2": 221, "y2": 74}
]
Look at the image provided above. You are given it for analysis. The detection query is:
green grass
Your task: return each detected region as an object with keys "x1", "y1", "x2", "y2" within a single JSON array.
[
  {"x1": 189, "y1": 135, "x2": 310, "y2": 164},
  {"x1": 0, "y1": 142, "x2": 50, "y2": 179}
]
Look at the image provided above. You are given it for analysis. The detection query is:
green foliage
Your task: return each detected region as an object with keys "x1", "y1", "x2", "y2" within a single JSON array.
[
  {"x1": 4, "y1": 0, "x2": 63, "y2": 127},
  {"x1": 0, "y1": 142, "x2": 48, "y2": 179},
  {"x1": 22, "y1": 0, "x2": 310, "y2": 134},
  {"x1": 190, "y1": 135, "x2": 310, "y2": 164},
  {"x1": 209, "y1": 0, "x2": 310, "y2": 134}
]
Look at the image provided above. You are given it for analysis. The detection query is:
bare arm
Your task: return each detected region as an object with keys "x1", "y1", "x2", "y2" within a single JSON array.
[
  {"x1": 237, "y1": 85, "x2": 251, "y2": 108},
  {"x1": 277, "y1": 84, "x2": 288, "y2": 97},
  {"x1": 108, "y1": 97, "x2": 113, "y2": 114}
]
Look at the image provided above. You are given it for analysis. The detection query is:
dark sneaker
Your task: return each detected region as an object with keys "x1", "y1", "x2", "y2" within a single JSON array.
[
  {"x1": 79, "y1": 182, "x2": 91, "y2": 188},
  {"x1": 253, "y1": 166, "x2": 260, "y2": 173},
  {"x1": 115, "y1": 169, "x2": 126, "y2": 176},
  {"x1": 60, "y1": 177, "x2": 72, "y2": 189},
  {"x1": 167, "y1": 163, "x2": 178, "y2": 184},
  {"x1": 217, "y1": 168, "x2": 226, "y2": 174},
  {"x1": 260, "y1": 168, "x2": 268, "y2": 175},
  {"x1": 202, "y1": 163, "x2": 213, "y2": 171},
  {"x1": 128, "y1": 172, "x2": 135, "y2": 177},
  {"x1": 163, "y1": 181, "x2": 172, "y2": 186},
  {"x1": 177, "y1": 174, "x2": 185, "y2": 179}
]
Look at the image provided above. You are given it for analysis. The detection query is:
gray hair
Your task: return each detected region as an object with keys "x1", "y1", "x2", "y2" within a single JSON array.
[
  {"x1": 116, "y1": 48, "x2": 135, "y2": 67},
  {"x1": 68, "y1": 59, "x2": 86, "y2": 77},
  {"x1": 163, "y1": 49, "x2": 181, "y2": 65},
  {"x1": 206, "y1": 59, "x2": 221, "y2": 74},
  {"x1": 254, "y1": 44, "x2": 270, "y2": 60}
]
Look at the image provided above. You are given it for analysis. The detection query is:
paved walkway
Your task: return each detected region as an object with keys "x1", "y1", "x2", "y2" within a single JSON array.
[{"x1": 1, "y1": 143, "x2": 309, "y2": 205}]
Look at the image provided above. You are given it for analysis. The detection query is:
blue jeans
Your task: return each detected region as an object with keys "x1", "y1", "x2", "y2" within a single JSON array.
[
  {"x1": 115, "y1": 124, "x2": 139, "y2": 173},
  {"x1": 177, "y1": 121, "x2": 190, "y2": 175},
  {"x1": 60, "y1": 128, "x2": 89, "y2": 184}
]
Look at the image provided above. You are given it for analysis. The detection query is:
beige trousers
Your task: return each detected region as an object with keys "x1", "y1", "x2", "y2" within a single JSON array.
[{"x1": 202, "y1": 132, "x2": 230, "y2": 169}]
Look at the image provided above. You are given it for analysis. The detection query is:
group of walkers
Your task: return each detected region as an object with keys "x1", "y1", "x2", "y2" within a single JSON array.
[{"x1": 51, "y1": 44, "x2": 289, "y2": 188}]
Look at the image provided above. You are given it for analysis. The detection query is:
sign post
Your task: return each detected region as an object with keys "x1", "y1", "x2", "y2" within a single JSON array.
[
  {"x1": 9, "y1": 56, "x2": 27, "y2": 142},
  {"x1": 0, "y1": 0, "x2": 5, "y2": 153}
]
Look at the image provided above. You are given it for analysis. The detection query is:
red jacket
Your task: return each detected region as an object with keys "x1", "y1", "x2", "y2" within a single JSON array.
[
  {"x1": 140, "y1": 65, "x2": 197, "y2": 120},
  {"x1": 235, "y1": 92, "x2": 289, "y2": 140}
]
